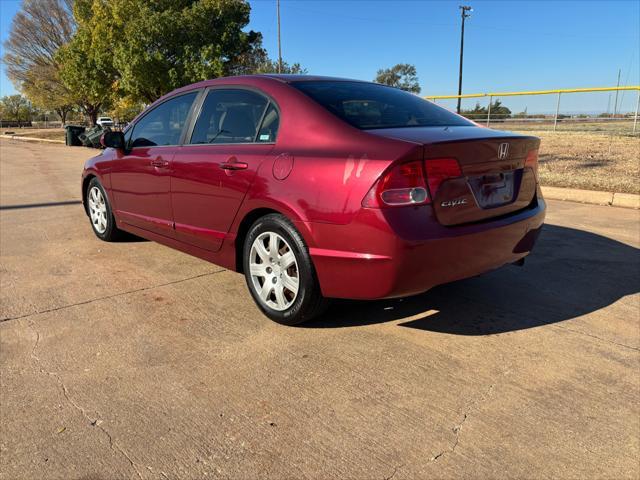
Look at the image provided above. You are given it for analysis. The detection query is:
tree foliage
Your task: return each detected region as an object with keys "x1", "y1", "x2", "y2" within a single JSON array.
[
  {"x1": 374, "y1": 64, "x2": 421, "y2": 93},
  {"x1": 0, "y1": 95, "x2": 33, "y2": 123},
  {"x1": 2, "y1": 0, "x2": 75, "y2": 122},
  {"x1": 57, "y1": 0, "x2": 120, "y2": 124},
  {"x1": 105, "y1": 0, "x2": 266, "y2": 103},
  {"x1": 7, "y1": 0, "x2": 306, "y2": 125},
  {"x1": 109, "y1": 96, "x2": 145, "y2": 123},
  {"x1": 461, "y1": 100, "x2": 512, "y2": 119}
]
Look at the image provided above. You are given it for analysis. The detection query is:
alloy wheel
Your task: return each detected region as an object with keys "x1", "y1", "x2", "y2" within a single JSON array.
[
  {"x1": 249, "y1": 231, "x2": 300, "y2": 311},
  {"x1": 88, "y1": 186, "x2": 108, "y2": 234}
]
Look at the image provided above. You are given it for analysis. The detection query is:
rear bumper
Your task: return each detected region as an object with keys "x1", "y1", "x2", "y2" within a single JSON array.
[{"x1": 305, "y1": 196, "x2": 546, "y2": 300}]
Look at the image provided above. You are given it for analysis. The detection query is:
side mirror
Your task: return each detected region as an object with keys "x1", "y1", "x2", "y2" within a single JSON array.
[{"x1": 101, "y1": 130, "x2": 125, "y2": 150}]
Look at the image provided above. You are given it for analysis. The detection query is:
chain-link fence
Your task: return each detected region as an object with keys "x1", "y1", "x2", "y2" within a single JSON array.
[{"x1": 427, "y1": 86, "x2": 640, "y2": 135}]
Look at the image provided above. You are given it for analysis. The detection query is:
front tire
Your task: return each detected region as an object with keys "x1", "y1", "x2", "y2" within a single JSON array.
[
  {"x1": 243, "y1": 214, "x2": 326, "y2": 325},
  {"x1": 86, "y1": 177, "x2": 122, "y2": 241}
]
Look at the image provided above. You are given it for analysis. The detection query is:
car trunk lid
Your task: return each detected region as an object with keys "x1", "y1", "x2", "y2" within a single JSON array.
[{"x1": 368, "y1": 126, "x2": 540, "y2": 226}]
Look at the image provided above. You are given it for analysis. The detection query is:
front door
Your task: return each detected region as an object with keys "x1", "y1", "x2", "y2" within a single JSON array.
[
  {"x1": 171, "y1": 89, "x2": 280, "y2": 251},
  {"x1": 110, "y1": 91, "x2": 199, "y2": 236}
]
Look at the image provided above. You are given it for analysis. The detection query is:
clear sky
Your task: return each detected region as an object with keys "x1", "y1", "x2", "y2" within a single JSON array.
[{"x1": 2, "y1": 0, "x2": 639, "y2": 114}]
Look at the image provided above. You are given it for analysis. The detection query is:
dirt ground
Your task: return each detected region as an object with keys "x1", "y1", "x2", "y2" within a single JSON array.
[{"x1": 0, "y1": 139, "x2": 638, "y2": 479}]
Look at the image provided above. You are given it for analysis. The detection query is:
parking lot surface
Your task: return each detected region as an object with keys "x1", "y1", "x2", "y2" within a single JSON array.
[{"x1": 1, "y1": 138, "x2": 638, "y2": 479}]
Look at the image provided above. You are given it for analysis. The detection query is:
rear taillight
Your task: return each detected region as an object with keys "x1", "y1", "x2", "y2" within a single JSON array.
[
  {"x1": 362, "y1": 158, "x2": 463, "y2": 208},
  {"x1": 424, "y1": 158, "x2": 462, "y2": 200},
  {"x1": 362, "y1": 160, "x2": 429, "y2": 207},
  {"x1": 525, "y1": 149, "x2": 539, "y2": 180}
]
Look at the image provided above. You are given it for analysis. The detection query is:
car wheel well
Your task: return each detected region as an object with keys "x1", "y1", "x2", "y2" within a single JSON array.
[
  {"x1": 82, "y1": 174, "x2": 96, "y2": 216},
  {"x1": 235, "y1": 208, "x2": 281, "y2": 273}
]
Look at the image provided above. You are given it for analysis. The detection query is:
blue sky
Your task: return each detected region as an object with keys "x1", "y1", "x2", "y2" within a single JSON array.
[{"x1": 2, "y1": 0, "x2": 639, "y2": 113}]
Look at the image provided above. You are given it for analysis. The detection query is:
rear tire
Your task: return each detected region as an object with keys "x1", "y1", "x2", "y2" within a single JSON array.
[
  {"x1": 243, "y1": 214, "x2": 327, "y2": 325},
  {"x1": 86, "y1": 177, "x2": 123, "y2": 242}
]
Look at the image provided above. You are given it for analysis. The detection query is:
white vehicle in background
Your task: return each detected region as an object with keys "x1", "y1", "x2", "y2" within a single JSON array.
[{"x1": 96, "y1": 116, "x2": 114, "y2": 128}]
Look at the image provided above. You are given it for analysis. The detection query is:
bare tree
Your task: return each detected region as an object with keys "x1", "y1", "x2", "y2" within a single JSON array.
[{"x1": 3, "y1": 0, "x2": 75, "y2": 123}]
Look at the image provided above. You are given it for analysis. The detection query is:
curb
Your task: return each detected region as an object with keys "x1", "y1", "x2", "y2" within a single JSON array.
[
  {"x1": 0, "y1": 134, "x2": 65, "y2": 144},
  {"x1": 541, "y1": 186, "x2": 640, "y2": 209}
]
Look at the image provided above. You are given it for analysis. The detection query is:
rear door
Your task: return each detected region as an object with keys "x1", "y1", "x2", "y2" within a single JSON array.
[
  {"x1": 170, "y1": 88, "x2": 279, "y2": 251},
  {"x1": 110, "y1": 91, "x2": 199, "y2": 236}
]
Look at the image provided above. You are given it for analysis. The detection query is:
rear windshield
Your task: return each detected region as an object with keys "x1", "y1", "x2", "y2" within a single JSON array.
[{"x1": 291, "y1": 81, "x2": 473, "y2": 130}]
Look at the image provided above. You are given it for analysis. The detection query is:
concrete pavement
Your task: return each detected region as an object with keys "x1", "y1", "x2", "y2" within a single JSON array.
[{"x1": 1, "y1": 138, "x2": 638, "y2": 479}]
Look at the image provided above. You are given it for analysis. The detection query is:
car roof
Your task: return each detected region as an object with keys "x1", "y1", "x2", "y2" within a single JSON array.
[
  {"x1": 133, "y1": 75, "x2": 376, "y2": 126},
  {"x1": 172, "y1": 74, "x2": 371, "y2": 92},
  {"x1": 255, "y1": 74, "x2": 369, "y2": 83}
]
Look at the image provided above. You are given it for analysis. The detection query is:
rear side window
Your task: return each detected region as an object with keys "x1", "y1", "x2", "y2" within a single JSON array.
[
  {"x1": 129, "y1": 92, "x2": 198, "y2": 148},
  {"x1": 257, "y1": 104, "x2": 279, "y2": 143},
  {"x1": 291, "y1": 81, "x2": 473, "y2": 130},
  {"x1": 190, "y1": 89, "x2": 269, "y2": 144}
]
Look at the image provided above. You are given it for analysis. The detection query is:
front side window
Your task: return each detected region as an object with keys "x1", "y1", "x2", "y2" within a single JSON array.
[
  {"x1": 291, "y1": 81, "x2": 473, "y2": 130},
  {"x1": 190, "y1": 89, "x2": 269, "y2": 144},
  {"x1": 129, "y1": 92, "x2": 198, "y2": 148}
]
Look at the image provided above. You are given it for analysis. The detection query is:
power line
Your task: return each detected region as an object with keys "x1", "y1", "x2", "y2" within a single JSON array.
[{"x1": 283, "y1": 4, "x2": 638, "y2": 40}]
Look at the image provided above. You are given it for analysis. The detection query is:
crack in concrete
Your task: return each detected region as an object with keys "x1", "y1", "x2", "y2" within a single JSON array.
[
  {"x1": 383, "y1": 463, "x2": 404, "y2": 480},
  {"x1": 550, "y1": 324, "x2": 639, "y2": 352},
  {"x1": 1, "y1": 270, "x2": 226, "y2": 324},
  {"x1": 430, "y1": 384, "x2": 495, "y2": 463},
  {"x1": 26, "y1": 320, "x2": 144, "y2": 480}
]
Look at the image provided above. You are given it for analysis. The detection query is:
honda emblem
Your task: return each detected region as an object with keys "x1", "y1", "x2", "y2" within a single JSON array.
[{"x1": 498, "y1": 143, "x2": 510, "y2": 160}]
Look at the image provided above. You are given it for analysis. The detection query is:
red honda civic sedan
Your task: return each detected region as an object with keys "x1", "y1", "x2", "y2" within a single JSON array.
[{"x1": 82, "y1": 75, "x2": 545, "y2": 325}]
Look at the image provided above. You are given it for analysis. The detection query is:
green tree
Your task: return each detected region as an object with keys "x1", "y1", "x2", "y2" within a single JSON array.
[
  {"x1": 57, "y1": 0, "x2": 118, "y2": 125},
  {"x1": 461, "y1": 99, "x2": 511, "y2": 120},
  {"x1": 0, "y1": 95, "x2": 32, "y2": 125},
  {"x1": 374, "y1": 64, "x2": 421, "y2": 93},
  {"x1": 105, "y1": 0, "x2": 264, "y2": 103},
  {"x1": 461, "y1": 102, "x2": 488, "y2": 119},
  {"x1": 109, "y1": 96, "x2": 145, "y2": 124},
  {"x1": 3, "y1": 0, "x2": 76, "y2": 124},
  {"x1": 488, "y1": 99, "x2": 511, "y2": 118}
]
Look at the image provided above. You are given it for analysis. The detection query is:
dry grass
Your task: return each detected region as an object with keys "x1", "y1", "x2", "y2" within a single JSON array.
[
  {"x1": 502, "y1": 120, "x2": 637, "y2": 135},
  {"x1": 8, "y1": 128, "x2": 66, "y2": 141},
  {"x1": 513, "y1": 130, "x2": 639, "y2": 194}
]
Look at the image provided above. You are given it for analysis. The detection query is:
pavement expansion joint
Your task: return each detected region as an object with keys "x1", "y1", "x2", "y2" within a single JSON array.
[{"x1": 0, "y1": 269, "x2": 226, "y2": 323}]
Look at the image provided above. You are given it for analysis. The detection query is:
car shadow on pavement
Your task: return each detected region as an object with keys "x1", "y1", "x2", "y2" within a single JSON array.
[{"x1": 303, "y1": 224, "x2": 640, "y2": 335}]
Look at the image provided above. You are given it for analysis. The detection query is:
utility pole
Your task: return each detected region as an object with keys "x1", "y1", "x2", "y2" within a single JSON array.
[
  {"x1": 457, "y1": 5, "x2": 473, "y2": 113},
  {"x1": 612, "y1": 68, "x2": 621, "y2": 117},
  {"x1": 277, "y1": 0, "x2": 282, "y2": 74}
]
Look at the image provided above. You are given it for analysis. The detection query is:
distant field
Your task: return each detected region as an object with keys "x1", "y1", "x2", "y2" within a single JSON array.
[
  {"x1": 4, "y1": 126, "x2": 639, "y2": 194},
  {"x1": 500, "y1": 120, "x2": 637, "y2": 136},
  {"x1": 4, "y1": 128, "x2": 65, "y2": 141},
  {"x1": 511, "y1": 129, "x2": 639, "y2": 194}
]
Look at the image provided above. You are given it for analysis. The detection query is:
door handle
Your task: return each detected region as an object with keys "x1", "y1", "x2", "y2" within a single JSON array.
[
  {"x1": 220, "y1": 161, "x2": 248, "y2": 171},
  {"x1": 151, "y1": 159, "x2": 169, "y2": 168}
]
